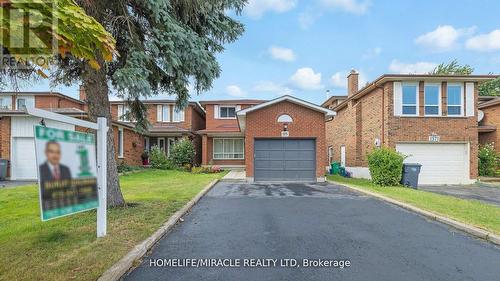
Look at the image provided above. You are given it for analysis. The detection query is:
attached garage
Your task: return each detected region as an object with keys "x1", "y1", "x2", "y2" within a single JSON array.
[
  {"x1": 254, "y1": 139, "x2": 315, "y2": 182},
  {"x1": 10, "y1": 117, "x2": 74, "y2": 180},
  {"x1": 396, "y1": 143, "x2": 471, "y2": 185}
]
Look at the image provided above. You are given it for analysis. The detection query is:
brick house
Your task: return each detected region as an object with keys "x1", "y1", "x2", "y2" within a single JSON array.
[
  {"x1": 478, "y1": 96, "x2": 500, "y2": 152},
  {"x1": 0, "y1": 89, "x2": 205, "y2": 180},
  {"x1": 199, "y1": 96, "x2": 334, "y2": 182},
  {"x1": 109, "y1": 99, "x2": 205, "y2": 165},
  {"x1": 323, "y1": 70, "x2": 497, "y2": 185}
]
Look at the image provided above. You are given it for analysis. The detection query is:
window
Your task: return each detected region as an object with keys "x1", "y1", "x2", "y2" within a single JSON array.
[
  {"x1": 219, "y1": 106, "x2": 236, "y2": 119},
  {"x1": 157, "y1": 105, "x2": 170, "y2": 122},
  {"x1": 447, "y1": 84, "x2": 463, "y2": 116},
  {"x1": 424, "y1": 83, "x2": 441, "y2": 116},
  {"x1": 118, "y1": 128, "x2": 124, "y2": 158},
  {"x1": 157, "y1": 138, "x2": 165, "y2": 151},
  {"x1": 172, "y1": 108, "x2": 185, "y2": 122},
  {"x1": 16, "y1": 98, "x2": 26, "y2": 110},
  {"x1": 213, "y1": 138, "x2": 244, "y2": 159},
  {"x1": 402, "y1": 83, "x2": 418, "y2": 115},
  {"x1": 117, "y1": 104, "x2": 131, "y2": 122},
  {"x1": 328, "y1": 146, "x2": 333, "y2": 164}
]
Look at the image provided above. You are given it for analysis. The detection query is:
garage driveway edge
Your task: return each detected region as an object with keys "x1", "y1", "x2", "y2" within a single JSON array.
[
  {"x1": 327, "y1": 180, "x2": 500, "y2": 246},
  {"x1": 97, "y1": 179, "x2": 220, "y2": 281}
]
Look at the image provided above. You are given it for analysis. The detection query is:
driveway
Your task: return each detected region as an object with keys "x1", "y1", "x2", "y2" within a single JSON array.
[
  {"x1": 419, "y1": 184, "x2": 500, "y2": 206},
  {"x1": 124, "y1": 182, "x2": 500, "y2": 281}
]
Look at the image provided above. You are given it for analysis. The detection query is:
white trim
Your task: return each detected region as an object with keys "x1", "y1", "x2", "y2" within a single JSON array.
[
  {"x1": 465, "y1": 82, "x2": 475, "y2": 117},
  {"x1": 144, "y1": 137, "x2": 150, "y2": 152},
  {"x1": 213, "y1": 138, "x2": 244, "y2": 160},
  {"x1": 118, "y1": 127, "x2": 124, "y2": 158},
  {"x1": 218, "y1": 105, "x2": 238, "y2": 119},
  {"x1": 393, "y1": 81, "x2": 403, "y2": 116},
  {"x1": 157, "y1": 137, "x2": 166, "y2": 152},
  {"x1": 447, "y1": 83, "x2": 464, "y2": 116},
  {"x1": 424, "y1": 82, "x2": 442, "y2": 116},
  {"x1": 237, "y1": 95, "x2": 335, "y2": 117},
  {"x1": 167, "y1": 137, "x2": 176, "y2": 157},
  {"x1": 277, "y1": 114, "x2": 293, "y2": 123},
  {"x1": 401, "y1": 82, "x2": 419, "y2": 117}
]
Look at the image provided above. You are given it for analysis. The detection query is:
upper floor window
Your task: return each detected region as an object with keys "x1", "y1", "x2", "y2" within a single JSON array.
[
  {"x1": 447, "y1": 84, "x2": 463, "y2": 116},
  {"x1": 157, "y1": 104, "x2": 170, "y2": 122},
  {"x1": 172, "y1": 108, "x2": 185, "y2": 122},
  {"x1": 0, "y1": 97, "x2": 12, "y2": 109},
  {"x1": 424, "y1": 83, "x2": 441, "y2": 116},
  {"x1": 402, "y1": 83, "x2": 418, "y2": 116},
  {"x1": 219, "y1": 106, "x2": 236, "y2": 119},
  {"x1": 16, "y1": 98, "x2": 26, "y2": 110},
  {"x1": 117, "y1": 104, "x2": 131, "y2": 122}
]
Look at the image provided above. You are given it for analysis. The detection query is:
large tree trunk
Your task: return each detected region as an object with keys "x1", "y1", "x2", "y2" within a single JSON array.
[{"x1": 82, "y1": 57, "x2": 125, "y2": 207}]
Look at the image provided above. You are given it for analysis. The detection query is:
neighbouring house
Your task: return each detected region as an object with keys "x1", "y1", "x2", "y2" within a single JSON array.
[
  {"x1": 199, "y1": 96, "x2": 335, "y2": 182},
  {"x1": 323, "y1": 70, "x2": 498, "y2": 185},
  {"x1": 478, "y1": 96, "x2": 500, "y2": 152},
  {"x1": 109, "y1": 98, "x2": 205, "y2": 165}
]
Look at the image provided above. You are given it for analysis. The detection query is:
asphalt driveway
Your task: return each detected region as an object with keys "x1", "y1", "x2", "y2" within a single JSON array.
[{"x1": 124, "y1": 181, "x2": 500, "y2": 281}]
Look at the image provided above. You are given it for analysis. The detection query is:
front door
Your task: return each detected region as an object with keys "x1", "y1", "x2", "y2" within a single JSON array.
[{"x1": 157, "y1": 138, "x2": 166, "y2": 152}]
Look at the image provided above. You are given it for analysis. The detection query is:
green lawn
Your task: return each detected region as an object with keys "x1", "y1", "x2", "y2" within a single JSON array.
[
  {"x1": 0, "y1": 170, "x2": 224, "y2": 281},
  {"x1": 327, "y1": 175, "x2": 500, "y2": 235}
]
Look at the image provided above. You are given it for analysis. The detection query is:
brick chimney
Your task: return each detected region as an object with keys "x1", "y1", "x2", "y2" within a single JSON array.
[
  {"x1": 347, "y1": 69, "x2": 359, "y2": 97},
  {"x1": 79, "y1": 85, "x2": 87, "y2": 102}
]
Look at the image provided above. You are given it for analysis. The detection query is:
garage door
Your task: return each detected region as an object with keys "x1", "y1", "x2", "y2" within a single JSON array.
[
  {"x1": 396, "y1": 143, "x2": 469, "y2": 185},
  {"x1": 254, "y1": 139, "x2": 315, "y2": 182},
  {"x1": 12, "y1": 137, "x2": 37, "y2": 180}
]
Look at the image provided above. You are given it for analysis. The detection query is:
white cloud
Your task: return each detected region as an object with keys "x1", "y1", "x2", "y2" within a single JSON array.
[
  {"x1": 415, "y1": 25, "x2": 476, "y2": 51},
  {"x1": 245, "y1": 0, "x2": 297, "y2": 18},
  {"x1": 268, "y1": 46, "x2": 296, "y2": 62},
  {"x1": 321, "y1": 0, "x2": 371, "y2": 15},
  {"x1": 289, "y1": 67, "x2": 323, "y2": 90},
  {"x1": 466, "y1": 29, "x2": 500, "y2": 52},
  {"x1": 362, "y1": 47, "x2": 382, "y2": 59},
  {"x1": 388, "y1": 60, "x2": 437, "y2": 74},
  {"x1": 225, "y1": 85, "x2": 247, "y2": 97}
]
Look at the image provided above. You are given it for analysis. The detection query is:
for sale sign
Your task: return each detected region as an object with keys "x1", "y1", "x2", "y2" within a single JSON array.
[{"x1": 34, "y1": 125, "x2": 98, "y2": 221}]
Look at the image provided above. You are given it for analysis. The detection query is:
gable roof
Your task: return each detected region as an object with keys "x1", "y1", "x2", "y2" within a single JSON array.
[
  {"x1": 236, "y1": 95, "x2": 335, "y2": 132},
  {"x1": 478, "y1": 97, "x2": 500, "y2": 109},
  {"x1": 0, "y1": 91, "x2": 84, "y2": 105}
]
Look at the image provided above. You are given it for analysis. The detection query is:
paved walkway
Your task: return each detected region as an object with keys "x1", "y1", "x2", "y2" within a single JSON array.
[
  {"x1": 419, "y1": 185, "x2": 500, "y2": 206},
  {"x1": 124, "y1": 182, "x2": 500, "y2": 281},
  {"x1": 222, "y1": 169, "x2": 246, "y2": 181}
]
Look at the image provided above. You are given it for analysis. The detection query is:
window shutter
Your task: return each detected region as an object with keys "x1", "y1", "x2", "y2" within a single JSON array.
[
  {"x1": 393, "y1": 82, "x2": 403, "y2": 116},
  {"x1": 214, "y1": 105, "x2": 219, "y2": 119},
  {"x1": 465, "y1": 82, "x2": 474, "y2": 117},
  {"x1": 26, "y1": 97, "x2": 35, "y2": 108},
  {"x1": 117, "y1": 105, "x2": 123, "y2": 120},
  {"x1": 236, "y1": 105, "x2": 241, "y2": 111},
  {"x1": 157, "y1": 105, "x2": 162, "y2": 121}
]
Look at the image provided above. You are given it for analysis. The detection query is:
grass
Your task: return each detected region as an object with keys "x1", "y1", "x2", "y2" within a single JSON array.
[
  {"x1": 327, "y1": 175, "x2": 500, "y2": 235},
  {"x1": 0, "y1": 169, "x2": 225, "y2": 281}
]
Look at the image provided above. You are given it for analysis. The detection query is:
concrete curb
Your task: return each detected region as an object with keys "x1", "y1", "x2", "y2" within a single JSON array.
[
  {"x1": 327, "y1": 180, "x2": 500, "y2": 246},
  {"x1": 97, "y1": 179, "x2": 219, "y2": 281}
]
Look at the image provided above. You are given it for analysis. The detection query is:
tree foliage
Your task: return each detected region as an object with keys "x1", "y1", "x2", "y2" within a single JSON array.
[
  {"x1": 0, "y1": 0, "x2": 116, "y2": 71},
  {"x1": 479, "y1": 78, "x2": 500, "y2": 96},
  {"x1": 430, "y1": 59, "x2": 474, "y2": 75},
  {"x1": 367, "y1": 147, "x2": 405, "y2": 186}
]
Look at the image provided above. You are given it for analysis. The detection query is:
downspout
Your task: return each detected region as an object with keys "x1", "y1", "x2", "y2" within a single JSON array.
[{"x1": 375, "y1": 83, "x2": 385, "y2": 146}]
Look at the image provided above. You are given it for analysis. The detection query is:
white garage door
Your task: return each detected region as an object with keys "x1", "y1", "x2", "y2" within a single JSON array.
[
  {"x1": 12, "y1": 137, "x2": 37, "y2": 180},
  {"x1": 10, "y1": 117, "x2": 74, "y2": 180},
  {"x1": 396, "y1": 143, "x2": 470, "y2": 185}
]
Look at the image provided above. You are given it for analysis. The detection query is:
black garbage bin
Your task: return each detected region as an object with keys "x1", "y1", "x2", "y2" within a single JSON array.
[
  {"x1": 0, "y1": 159, "x2": 8, "y2": 180},
  {"x1": 401, "y1": 163, "x2": 422, "y2": 189}
]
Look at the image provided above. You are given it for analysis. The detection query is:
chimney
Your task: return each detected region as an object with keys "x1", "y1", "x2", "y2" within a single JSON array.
[
  {"x1": 347, "y1": 69, "x2": 359, "y2": 97},
  {"x1": 79, "y1": 85, "x2": 87, "y2": 102}
]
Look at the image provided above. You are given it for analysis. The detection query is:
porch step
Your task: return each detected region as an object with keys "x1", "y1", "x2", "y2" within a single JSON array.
[{"x1": 222, "y1": 170, "x2": 246, "y2": 182}]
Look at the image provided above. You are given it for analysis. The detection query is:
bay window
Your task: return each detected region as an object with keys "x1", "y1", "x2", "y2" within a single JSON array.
[
  {"x1": 402, "y1": 83, "x2": 418, "y2": 116},
  {"x1": 424, "y1": 83, "x2": 441, "y2": 116},
  {"x1": 447, "y1": 84, "x2": 463, "y2": 116},
  {"x1": 213, "y1": 138, "x2": 244, "y2": 159}
]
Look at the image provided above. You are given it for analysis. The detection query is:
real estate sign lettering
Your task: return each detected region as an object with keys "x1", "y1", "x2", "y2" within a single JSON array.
[{"x1": 34, "y1": 125, "x2": 99, "y2": 221}]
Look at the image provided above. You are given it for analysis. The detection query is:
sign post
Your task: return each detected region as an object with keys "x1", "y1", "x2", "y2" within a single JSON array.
[{"x1": 27, "y1": 108, "x2": 108, "y2": 238}]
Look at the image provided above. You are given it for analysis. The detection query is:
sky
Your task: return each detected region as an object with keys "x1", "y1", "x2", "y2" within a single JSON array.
[{"x1": 9, "y1": 0, "x2": 500, "y2": 105}]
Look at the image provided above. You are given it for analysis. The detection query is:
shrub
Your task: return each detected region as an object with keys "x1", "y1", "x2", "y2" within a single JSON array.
[
  {"x1": 170, "y1": 139, "x2": 195, "y2": 167},
  {"x1": 479, "y1": 143, "x2": 499, "y2": 177},
  {"x1": 367, "y1": 147, "x2": 405, "y2": 186},
  {"x1": 191, "y1": 166, "x2": 223, "y2": 174},
  {"x1": 149, "y1": 145, "x2": 175, "y2": 170},
  {"x1": 117, "y1": 161, "x2": 144, "y2": 173}
]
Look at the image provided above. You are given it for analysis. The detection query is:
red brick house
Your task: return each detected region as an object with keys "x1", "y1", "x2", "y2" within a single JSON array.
[
  {"x1": 323, "y1": 70, "x2": 497, "y2": 185},
  {"x1": 478, "y1": 96, "x2": 500, "y2": 152},
  {"x1": 199, "y1": 96, "x2": 335, "y2": 182}
]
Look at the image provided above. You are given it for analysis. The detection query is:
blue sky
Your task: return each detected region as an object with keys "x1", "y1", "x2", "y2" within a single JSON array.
[{"x1": 11, "y1": 0, "x2": 500, "y2": 104}]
